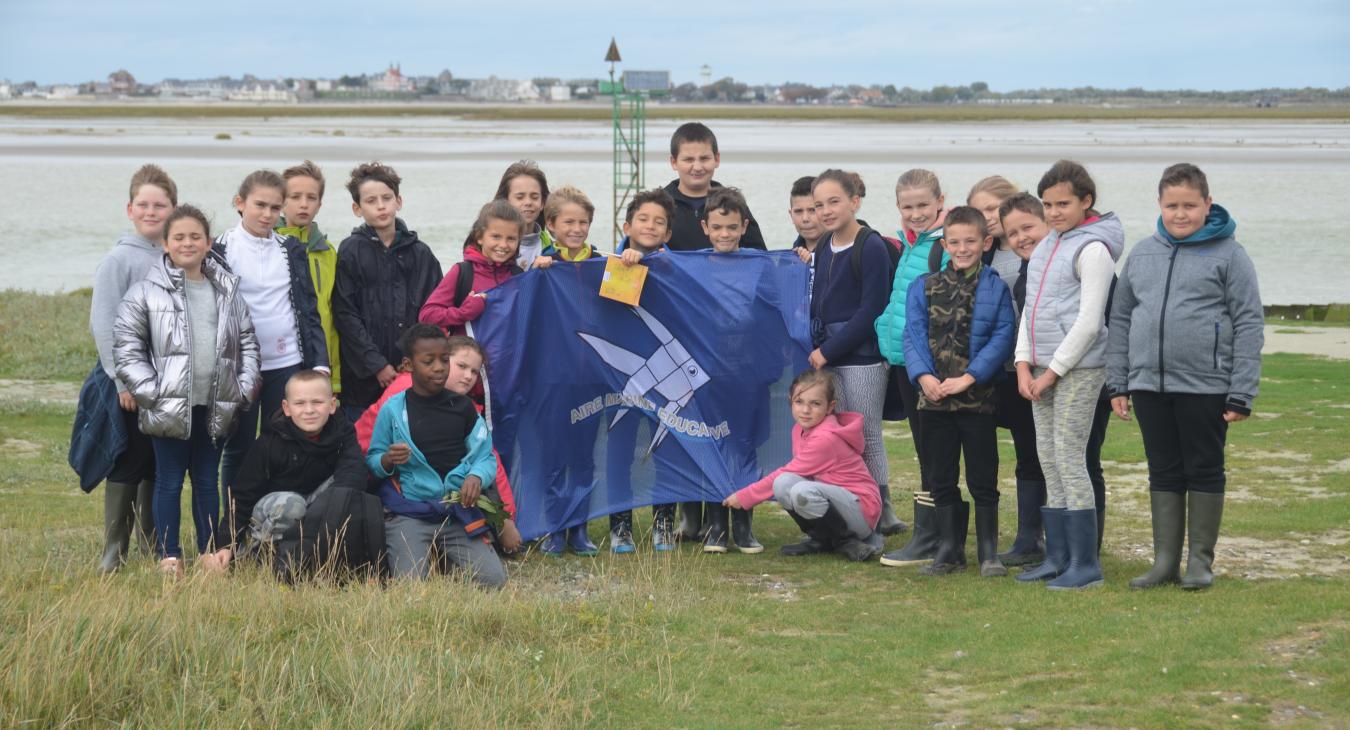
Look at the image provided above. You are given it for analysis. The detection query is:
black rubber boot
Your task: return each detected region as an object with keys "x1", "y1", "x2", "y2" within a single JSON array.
[
  {"x1": 98, "y1": 480, "x2": 138, "y2": 573},
  {"x1": 1017, "y1": 507, "x2": 1068, "y2": 582},
  {"x1": 731, "y1": 507, "x2": 763, "y2": 554},
  {"x1": 1046, "y1": 508, "x2": 1104, "y2": 591},
  {"x1": 919, "y1": 501, "x2": 969, "y2": 576},
  {"x1": 133, "y1": 479, "x2": 155, "y2": 556},
  {"x1": 875, "y1": 482, "x2": 908, "y2": 536},
  {"x1": 678, "y1": 501, "x2": 704, "y2": 541},
  {"x1": 999, "y1": 479, "x2": 1046, "y2": 566},
  {"x1": 1130, "y1": 491, "x2": 1184, "y2": 589},
  {"x1": 975, "y1": 506, "x2": 1007, "y2": 577},
  {"x1": 879, "y1": 492, "x2": 937, "y2": 566},
  {"x1": 1182, "y1": 491, "x2": 1224, "y2": 591},
  {"x1": 702, "y1": 503, "x2": 729, "y2": 554},
  {"x1": 781, "y1": 510, "x2": 830, "y2": 556}
]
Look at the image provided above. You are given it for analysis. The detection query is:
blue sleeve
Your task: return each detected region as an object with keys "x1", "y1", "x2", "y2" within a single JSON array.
[
  {"x1": 819, "y1": 235, "x2": 891, "y2": 363},
  {"x1": 902, "y1": 276, "x2": 936, "y2": 384},
  {"x1": 967, "y1": 279, "x2": 1016, "y2": 384},
  {"x1": 464, "y1": 417, "x2": 499, "y2": 486},
  {"x1": 365, "y1": 405, "x2": 395, "y2": 478}
]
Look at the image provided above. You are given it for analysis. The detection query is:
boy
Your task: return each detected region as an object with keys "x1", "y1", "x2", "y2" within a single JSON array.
[
  {"x1": 278, "y1": 161, "x2": 342, "y2": 395},
  {"x1": 333, "y1": 162, "x2": 443, "y2": 424},
  {"x1": 901, "y1": 206, "x2": 1016, "y2": 577},
  {"x1": 215, "y1": 370, "x2": 367, "y2": 565},
  {"x1": 366, "y1": 325, "x2": 506, "y2": 587},
  {"x1": 617, "y1": 188, "x2": 675, "y2": 264},
  {"x1": 789, "y1": 175, "x2": 824, "y2": 262},
  {"x1": 1107, "y1": 163, "x2": 1263, "y2": 591},
  {"x1": 662, "y1": 122, "x2": 766, "y2": 251}
]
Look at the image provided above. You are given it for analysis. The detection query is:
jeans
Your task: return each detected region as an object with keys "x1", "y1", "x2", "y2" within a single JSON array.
[{"x1": 150, "y1": 406, "x2": 223, "y2": 558}]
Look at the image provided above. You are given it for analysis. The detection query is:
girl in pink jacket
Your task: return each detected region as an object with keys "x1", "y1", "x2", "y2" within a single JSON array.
[{"x1": 724, "y1": 370, "x2": 883, "y2": 561}]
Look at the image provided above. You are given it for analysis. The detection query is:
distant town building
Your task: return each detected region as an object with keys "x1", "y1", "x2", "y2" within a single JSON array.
[
  {"x1": 0, "y1": 81, "x2": 11, "y2": 99},
  {"x1": 370, "y1": 64, "x2": 416, "y2": 93},
  {"x1": 108, "y1": 69, "x2": 136, "y2": 95},
  {"x1": 50, "y1": 85, "x2": 80, "y2": 99},
  {"x1": 227, "y1": 83, "x2": 297, "y2": 103},
  {"x1": 548, "y1": 84, "x2": 571, "y2": 102},
  {"x1": 468, "y1": 76, "x2": 539, "y2": 102}
]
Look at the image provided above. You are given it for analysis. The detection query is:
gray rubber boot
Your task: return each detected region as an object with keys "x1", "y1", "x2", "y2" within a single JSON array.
[
  {"x1": 98, "y1": 481, "x2": 137, "y2": 573},
  {"x1": 1129, "y1": 491, "x2": 1184, "y2": 589},
  {"x1": 1182, "y1": 491, "x2": 1224, "y2": 591},
  {"x1": 874, "y1": 482, "x2": 908, "y2": 536}
]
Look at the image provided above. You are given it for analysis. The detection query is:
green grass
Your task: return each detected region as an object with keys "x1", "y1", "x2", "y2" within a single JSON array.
[
  {"x1": 0, "y1": 293, "x2": 1347, "y2": 728},
  {"x1": 5, "y1": 103, "x2": 1350, "y2": 123}
]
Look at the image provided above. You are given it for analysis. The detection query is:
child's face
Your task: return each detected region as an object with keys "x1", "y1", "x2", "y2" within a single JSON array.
[
  {"x1": 445, "y1": 346, "x2": 484, "y2": 396},
  {"x1": 506, "y1": 176, "x2": 543, "y2": 225},
  {"x1": 1041, "y1": 182, "x2": 1093, "y2": 233},
  {"x1": 478, "y1": 218, "x2": 521, "y2": 264},
  {"x1": 622, "y1": 203, "x2": 672, "y2": 252},
  {"x1": 235, "y1": 186, "x2": 284, "y2": 238},
  {"x1": 403, "y1": 337, "x2": 451, "y2": 396},
  {"x1": 897, "y1": 186, "x2": 944, "y2": 234},
  {"x1": 283, "y1": 175, "x2": 323, "y2": 228},
  {"x1": 1159, "y1": 184, "x2": 1212, "y2": 240},
  {"x1": 789, "y1": 194, "x2": 823, "y2": 244},
  {"x1": 127, "y1": 183, "x2": 174, "y2": 240},
  {"x1": 280, "y1": 378, "x2": 335, "y2": 435},
  {"x1": 670, "y1": 141, "x2": 719, "y2": 195},
  {"x1": 791, "y1": 383, "x2": 834, "y2": 430},
  {"x1": 701, "y1": 208, "x2": 744, "y2": 253},
  {"x1": 812, "y1": 179, "x2": 859, "y2": 234},
  {"x1": 967, "y1": 191, "x2": 1005, "y2": 239},
  {"x1": 163, "y1": 218, "x2": 211, "y2": 273},
  {"x1": 1001, "y1": 209, "x2": 1049, "y2": 261},
  {"x1": 941, "y1": 222, "x2": 992, "y2": 272},
  {"x1": 548, "y1": 203, "x2": 592, "y2": 251},
  {"x1": 352, "y1": 180, "x2": 402, "y2": 231}
]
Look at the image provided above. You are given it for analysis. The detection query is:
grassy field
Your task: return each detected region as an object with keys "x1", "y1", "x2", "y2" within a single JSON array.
[
  {"x1": 4, "y1": 102, "x2": 1350, "y2": 123},
  {"x1": 0, "y1": 291, "x2": 1346, "y2": 728}
]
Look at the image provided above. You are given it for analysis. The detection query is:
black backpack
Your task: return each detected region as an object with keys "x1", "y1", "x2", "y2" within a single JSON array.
[
  {"x1": 452, "y1": 259, "x2": 524, "y2": 308},
  {"x1": 272, "y1": 487, "x2": 387, "y2": 584},
  {"x1": 848, "y1": 225, "x2": 902, "y2": 285}
]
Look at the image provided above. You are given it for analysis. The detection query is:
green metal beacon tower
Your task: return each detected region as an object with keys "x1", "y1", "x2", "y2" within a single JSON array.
[{"x1": 598, "y1": 38, "x2": 669, "y2": 249}]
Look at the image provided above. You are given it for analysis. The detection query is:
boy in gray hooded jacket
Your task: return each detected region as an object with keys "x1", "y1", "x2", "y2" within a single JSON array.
[{"x1": 1108, "y1": 163, "x2": 1263, "y2": 591}]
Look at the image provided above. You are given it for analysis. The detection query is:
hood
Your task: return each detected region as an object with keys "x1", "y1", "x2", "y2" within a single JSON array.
[
  {"x1": 664, "y1": 179, "x2": 725, "y2": 207},
  {"x1": 1154, "y1": 203, "x2": 1235, "y2": 246},
  {"x1": 463, "y1": 246, "x2": 519, "y2": 277},
  {"x1": 1060, "y1": 212, "x2": 1125, "y2": 262},
  {"x1": 351, "y1": 218, "x2": 417, "y2": 249},
  {"x1": 276, "y1": 220, "x2": 332, "y2": 252},
  {"x1": 146, "y1": 252, "x2": 236, "y2": 297},
  {"x1": 899, "y1": 209, "x2": 948, "y2": 246},
  {"x1": 117, "y1": 232, "x2": 162, "y2": 253},
  {"x1": 265, "y1": 406, "x2": 354, "y2": 451},
  {"x1": 810, "y1": 412, "x2": 865, "y2": 455}
]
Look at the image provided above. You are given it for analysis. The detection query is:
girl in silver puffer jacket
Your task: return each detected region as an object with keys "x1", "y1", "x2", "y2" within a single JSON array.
[{"x1": 114, "y1": 205, "x2": 261, "y2": 578}]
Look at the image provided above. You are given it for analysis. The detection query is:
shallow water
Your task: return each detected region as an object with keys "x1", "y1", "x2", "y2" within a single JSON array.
[{"x1": 1, "y1": 115, "x2": 1346, "y2": 304}]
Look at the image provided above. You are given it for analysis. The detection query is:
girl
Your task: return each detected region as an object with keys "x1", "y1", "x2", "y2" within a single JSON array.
[
  {"x1": 1014, "y1": 160, "x2": 1124, "y2": 590},
  {"x1": 967, "y1": 176, "x2": 1022, "y2": 294},
  {"x1": 493, "y1": 160, "x2": 554, "y2": 270},
  {"x1": 216, "y1": 170, "x2": 329, "y2": 502},
  {"x1": 875, "y1": 168, "x2": 950, "y2": 564},
  {"x1": 723, "y1": 370, "x2": 881, "y2": 561},
  {"x1": 543, "y1": 186, "x2": 600, "y2": 262},
  {"x1": 420, "y1": 200, "x2": 527, "y2": 336},
  {"x1": 114, "y1": 205, "x2": 261, "y2": 579},
  {"x1": 805, "y1": 169, "x2": 892, "y2": 560},
  {"x1": 88, "y1": 164, "x2": 176, "y2": 572}
]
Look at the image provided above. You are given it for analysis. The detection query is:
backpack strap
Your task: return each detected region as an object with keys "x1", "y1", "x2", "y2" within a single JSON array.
[
  {"x1": 849, "y1": 225, "x2": 875, "y2": 281},
  {"x1": 927, "y1": 236, "x2": 945, "y2": 273},
  {"x1": 452, "y1": 262, "x2": 475, "y2": 308}
]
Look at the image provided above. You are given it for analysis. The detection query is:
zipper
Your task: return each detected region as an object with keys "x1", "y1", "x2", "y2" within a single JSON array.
[
  {"x1": 1157, "y1": 245, "x2": 1181, "y2": 392},
  {"x1": 1027, "y1": 232, "x2": 1065, "y2": 368},
  {"x1": 1213, "y1": 321, "x2": 1220, "y2": 369}
]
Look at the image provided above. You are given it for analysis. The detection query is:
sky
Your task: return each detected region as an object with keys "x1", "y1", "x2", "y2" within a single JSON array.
[{"x1": 2, "y1": 0, "x2": 1348, "y2": 90}]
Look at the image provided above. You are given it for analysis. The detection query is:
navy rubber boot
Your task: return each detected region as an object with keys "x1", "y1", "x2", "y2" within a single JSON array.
[
  {"x1": 1016, "y1": 507, "x2": 1068, "y2": 582},
  {"x1": 1047, "y1": 508, "x2": 1104, "y2": 591}
]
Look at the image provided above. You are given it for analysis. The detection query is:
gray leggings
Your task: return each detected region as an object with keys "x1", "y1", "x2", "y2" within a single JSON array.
[
  {"x1": 1031, "y1": 366, "x2": 1106, "y2": 511},
  {"x1": 385, "y1": 515, "x2": 507, "y2": 588},
  {"x1": 827, "y1": 362, "x2": 889, "y2": 491},
  {"x1": 772, "y1": 473, "x2": 880, "y2": 545}
]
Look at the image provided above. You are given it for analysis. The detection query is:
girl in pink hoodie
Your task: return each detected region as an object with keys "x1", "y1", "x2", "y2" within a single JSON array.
[
  {"x1": 419, "y1": 200, "x2": 528, "y2": 336},
  {"x1": 724, "y1": 370, "x2": 883, "y2": 561}
]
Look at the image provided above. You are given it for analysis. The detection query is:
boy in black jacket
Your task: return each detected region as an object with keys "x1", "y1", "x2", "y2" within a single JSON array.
[{"x1": 217, "y1": 370, "x2": 368, "y2": 562}]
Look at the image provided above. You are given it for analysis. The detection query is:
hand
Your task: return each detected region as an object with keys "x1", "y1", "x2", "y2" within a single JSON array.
[
  {"x1": 381, "y1": 442, "x2": 412, "y2": 471},
  {"x1": 117, "y1": 391, "x2": 137, "y2": 412},
  {"x1": 459, "y1": 475, "x2": 482, "y2": 507},
  {"x1": 1028, "y1": 369, "x2": 1059, "y2": 401},
  {"x1": 723, "y1": 493, "x2": 744, "y2": 510},
  {"x1": 795, "y1": 248, "x2": 811, "y2": 264},
  {"x1": 918, "y1": 374, "x2": 944, "y2": 403},
  {"x1": 938, "y1": 374, "x2": 975, "y2": 397},
  {"x1": 808, "y1": 348, "x2": 827, "y2": 370},
  {"x1": 376, "y1": 365, "x2": 398, "y2": 388},
  {"x1": 531, "y1": 256, "x2": 554, "y2": 270},
  {"x1": 498, "y1": 519, "x2": 522, "y2": 552},
  {"x1": 1015, "y1": 363, "x2": 1034, "y2": 401},
  {"x1": 1223, "y1": 410, "x2": 1249, "y2": 423},
  {"x1": 620, "y1": 249, "x2": 644, "y2": 266},
  {"x1": 1111, "y1": 395, "x2": 1132, "y2": 421}
]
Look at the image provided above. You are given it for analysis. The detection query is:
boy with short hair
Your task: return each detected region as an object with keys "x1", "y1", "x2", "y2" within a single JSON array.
[
  {"x1": 333, "y1": 162, "x2": 443, "y2": 423},
  {"x1": 901, "y1": 206, "x2": 1016, "y2": 577},
  {"x1": 789, "y1": 175, "x2": 824, "y2": 258},
  {"x1": 366, "y1": 325, "x2": 506, "y2": 587},
  {"x1": 219, "y1": 370, "x2": 368, "y2": 561},
  {"x1": 278, "y1": 161, "x2": 342, "y2": 395},
  {"x1": 1108, "y1": 163, "x2": 1263, "y2": 591},
  {"x1": 663, "y1": 122, "x2": 766, "y2": 251},
  {"x1": 617, "y1": 188, "x2": 675, "y2": 263}
]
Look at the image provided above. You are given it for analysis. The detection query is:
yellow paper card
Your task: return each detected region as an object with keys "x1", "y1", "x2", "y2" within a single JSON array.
[{"x1": 599, "y1": 256, "x2": 648, "y2": 306}]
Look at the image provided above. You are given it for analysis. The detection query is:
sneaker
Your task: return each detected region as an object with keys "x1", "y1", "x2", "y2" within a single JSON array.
[
  {"x1": 652, "y1": 516, "x2": 676, "y2": 552},
  {"x1": 567, "y1": 525, "x2": 599, "y2": 557},
  {"x1": 779, "y1": 536, "x2": 824, "y2": 557},
  {"x1": 610, "y1": 525, "x2": 636, "y2": 554},
  {"x1": 541, "y1": 532, "x2": 566, "y2": 557}
]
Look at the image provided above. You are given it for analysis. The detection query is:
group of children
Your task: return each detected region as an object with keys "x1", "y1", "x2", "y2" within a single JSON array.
[{"x1": 86, "y1": 120, "x2": 1263, "y2": 591}]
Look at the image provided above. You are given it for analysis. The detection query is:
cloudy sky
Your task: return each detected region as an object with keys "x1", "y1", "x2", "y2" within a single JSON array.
[{"x1": 2, "y1": 0, "x2": 1347, "y2": 90}]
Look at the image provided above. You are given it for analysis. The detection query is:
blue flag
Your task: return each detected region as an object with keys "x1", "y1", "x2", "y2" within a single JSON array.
[{"x1": 474, "y1": 250, "x2": 812, "y2": 541}]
